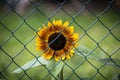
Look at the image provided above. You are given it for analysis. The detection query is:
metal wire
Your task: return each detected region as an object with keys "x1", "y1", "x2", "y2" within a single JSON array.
[{"x1": 0, "y1": 0, "x2": 120, "y2": 80}]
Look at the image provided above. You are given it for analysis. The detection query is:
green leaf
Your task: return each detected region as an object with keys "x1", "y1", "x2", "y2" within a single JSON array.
[
  {"x1": 99, "y1": 58, "x2": 120, "y2": 68},
  {"x1": 12, "y1": 57, "x2": 48, "y2": 73},
  {"x1": 46, "y1": 59, "x2": 64, "y2": 80},
  {"x1": 75, "y1": 45, "x2": 100, "y2": 60}
]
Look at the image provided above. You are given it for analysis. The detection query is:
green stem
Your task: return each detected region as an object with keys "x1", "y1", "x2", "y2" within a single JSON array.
[
  {"x1": 58, "y1": 65, "x2": 64, "y2": 80},
  {"x1": 60, "y1": 67, "x2": 63, "y2": 80}
]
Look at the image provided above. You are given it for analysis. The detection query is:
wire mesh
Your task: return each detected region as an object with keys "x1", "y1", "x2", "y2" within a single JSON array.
[{"x1": 0, "y1": 0, "x2": 120, "y2": 80}]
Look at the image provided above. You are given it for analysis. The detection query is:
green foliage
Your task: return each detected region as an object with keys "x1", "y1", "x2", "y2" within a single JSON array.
[
  {"x1": 46, "y1": 59, "x2": 64, "y2": 80},
  {"x1": 13, "y1": 57, "x2": 64, "y2": 80},
  {"x1": 12, "y1": 45, "x2": 120, "y2": 80},
  {"x1": 99, "y1": 58, "x2": 120, "y2": 68},
  {"x1": 13, "y1": 57, "x2": 48, "y2": 73},
  {"x1": 75, "y1": 45, "x2": 100, "y2": 60}
]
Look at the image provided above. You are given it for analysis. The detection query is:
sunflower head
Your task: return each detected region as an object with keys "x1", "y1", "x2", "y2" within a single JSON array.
[{"x1": 36, "y1": 20, "x2": 79, "y2": 61}]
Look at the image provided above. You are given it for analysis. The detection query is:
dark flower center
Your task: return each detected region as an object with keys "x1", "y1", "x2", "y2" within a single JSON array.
[{"x1": 48, "y1": 33, "x2": 66, "y2": 50}]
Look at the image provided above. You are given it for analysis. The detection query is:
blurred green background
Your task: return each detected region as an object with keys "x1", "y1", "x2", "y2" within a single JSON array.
[{"x1": 0, "y1": 0, "x2": 120, "y2": 80}]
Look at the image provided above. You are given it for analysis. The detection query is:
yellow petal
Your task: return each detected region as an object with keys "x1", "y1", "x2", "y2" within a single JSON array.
[
  {"x1": 63, "y1": 21, "x2": 69, "y2": 27},
  {"x1": 47, "y1": 50, "x2": 54, "y2": 59},
  {"x1": 48, "y1": 24, "x2": 54, "y2": 32},
  {"x1": 54, "y1": 19, "x2": 62, "y2": 27},
  {"x1": 63, "y1": 41, "x2": 73, "y2": 52},
  {"x1": 68, "y1": 33, "x2": 78, "y2": 42},
  {"x1": 54, "y1": 55, "x2": 60, "y2": 61},
  {"x1": 63, "y1": 26, "x2": 74, "y2": 36},
  {"x1": 58, "y1": 19, "x2": 62, "y2": 26},
  {"x1": 74, "y1": 43, "x2": 79, "y2": 48},
  {"x1": 35, "y1": 42, "x2": 43, "y2": 46},
  {"x1": 39, "y1": 44, "x2": 48, "y2": 51},
  {"x1": 48, "y1": 22, "x2": 53, "y2": 27},
  {"x1": 36, "y1": 39, "x2": 48, "y2": 50},
  {"x1": 65, "y1": 49, "x2": 74, "y2": 59},
  {"x1": 37, "y1": 27, "x2": 47, "y2": 36},
  {"x1": 56, "y1": 20, "x2": 64, "y2": 30},
  {"x1": 53, "y1": 20, "x2": 56, "y2": 26},
  {"x1": 37, "y1": 28, "x2": 50, "y2": 41},
  {"x1": 52, "y1": 20, "x2": 59, "y2": 31},
  {"x1": 43, "y1": 49, "x2": 54, "y2": 60},
  {"x1": 35, "y1": 37, "x2": 40, "y2": 42},
  {"x1": 66, "y1": 54, "x2": 70, "y2": 59},
  {"x1": 56, "y1": 20, "x2": 59, "y2": 26},
  {"x1": 69, "y1": 50, "x2": 74, "y2": 56},
  {"x1": 62, "y1": 56, "x2": 65, "y2": 60},
  {"x1": 54, "y1": 50, "x2": 65, "y2": 61}
]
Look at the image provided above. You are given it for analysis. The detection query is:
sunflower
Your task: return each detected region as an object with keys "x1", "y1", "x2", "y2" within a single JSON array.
[{"x1": 36, "y1": 20, "x2": 78, "y2": 61}]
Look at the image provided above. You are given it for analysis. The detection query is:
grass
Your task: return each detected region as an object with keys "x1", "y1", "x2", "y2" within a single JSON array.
[{"x1": 0, "y1": 7, "x2": 120, "y2": 80}]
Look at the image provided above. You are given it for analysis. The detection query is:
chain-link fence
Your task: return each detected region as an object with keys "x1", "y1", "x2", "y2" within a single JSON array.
[{"x1": 0, "y1": 0, "x2": 120, "y2": 80}]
